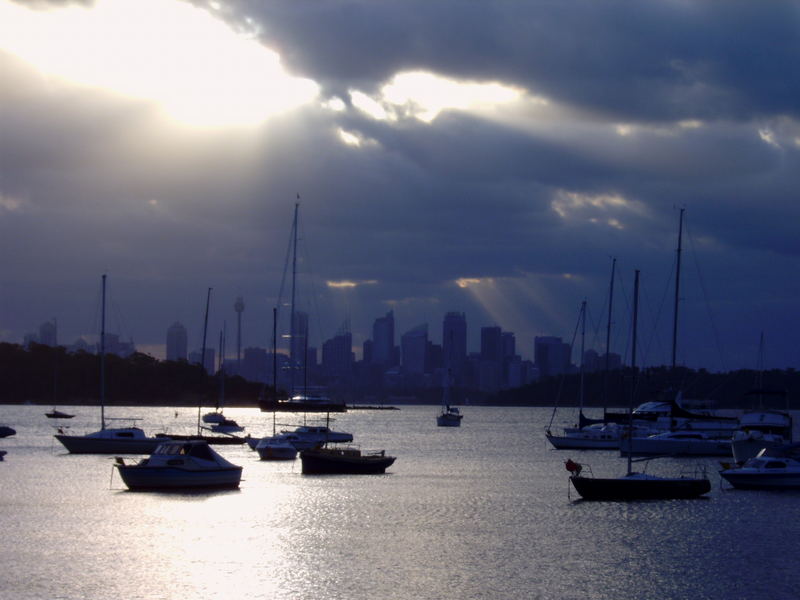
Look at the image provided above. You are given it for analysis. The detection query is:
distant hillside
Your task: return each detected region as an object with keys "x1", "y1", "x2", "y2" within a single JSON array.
[{"x1": 0, "y1": 342, "x2": 263, "y2": 407}]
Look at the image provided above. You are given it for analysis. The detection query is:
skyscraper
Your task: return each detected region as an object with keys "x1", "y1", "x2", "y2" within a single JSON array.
[
  {"x1": 166, "y1": 322, "x2": 188, "y2": 361},
  {"x1": 442, "y1": 311, "x2": 467, "y2": 379},
  {"x1": 372, "y1": 310, "x2": 395, "y2": 366},
  {"x1": 534, "y1": 336, "x2": 572, "y2": 378},
  {"x1": 401, "y1": 324, "x2": 428, "y2": 375}
]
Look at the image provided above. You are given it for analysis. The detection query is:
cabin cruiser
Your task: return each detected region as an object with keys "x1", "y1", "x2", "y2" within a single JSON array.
[
  {"x1": 720, "y1": 444, "x2": 800, "y2": 490},
  {"x1": 279, "y1": 425, "x2": 353, "y2": 448},
  {"x1": 731, "y1": 409, "x2": 793, "y2": 464},
  {"x1": 114, "y1": 440, "x2": 242, "y2": 490}
]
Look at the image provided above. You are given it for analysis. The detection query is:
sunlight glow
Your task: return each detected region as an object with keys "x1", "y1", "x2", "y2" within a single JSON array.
[
  {"x1": 455, "y1": 277, "x2": 490, "y2": 289},
  {"x1": 0, "y1": 193, "x2": 24, "y2": 213},
  {"x1": 551, "y1": 190, "x2": 642, "y2": 228},
  {"x1": 326, "y1": 279, "x2": 378, "y2": 289},
  {"x1": 0, "y1": 0, "x2": 318, "y2": 128},
  {"x1": 350, "y1": 71, "x2": 522, "y2": 124},
  {"x1": 337, "y1": 129, "x2": 362, "y2": 147}
]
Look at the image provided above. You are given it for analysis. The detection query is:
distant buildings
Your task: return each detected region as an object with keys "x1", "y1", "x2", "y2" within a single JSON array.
[
  {"x1": 534, "y1": 336, "x2": 572, "y2": 378},
  {"x1": 22, "y1": 304, "x2": 623, "y2": 399},
  {"x1": 166, "y1": 322, "x2": 188, "y2": 361}
]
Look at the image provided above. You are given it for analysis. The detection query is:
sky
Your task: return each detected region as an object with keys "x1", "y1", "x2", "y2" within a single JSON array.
[{"x1": 1, "y1": 0, "x2": 799, "y2": 372}]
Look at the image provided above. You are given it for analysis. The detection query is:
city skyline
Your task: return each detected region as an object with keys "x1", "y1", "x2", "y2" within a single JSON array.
[{"x1": 2, "y1": 1, "x2": 799, "y2": 373}]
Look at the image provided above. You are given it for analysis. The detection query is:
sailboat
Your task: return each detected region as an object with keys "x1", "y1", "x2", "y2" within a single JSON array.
[
  {"x1": 207, "y1": 325, "x2": 243, "y2": 434},
  {"x1": 546, "y1": 301, "x2": 628, "y2": 449},
  {"x1": 566, "y1": 269, "x2": 712, "y2": 501},
  {"x1": 54, "y1": 275, "x2": 166, "y2": 454},
  {"x1": 619, "y1": 208, "x2": 737, "y2": 457},
  {"x1": 437, "y1": 332, "x2": 463, "y2": 427}
]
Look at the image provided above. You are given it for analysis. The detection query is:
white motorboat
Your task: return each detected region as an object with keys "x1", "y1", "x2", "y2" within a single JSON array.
[
  {"x1": 731, "y1": 407, "x2": 793, "y2": 464},
  {"x1": 720, "y1": 445, "x2": 800, "y2": 490},
  {"x1": 620, "y1": 430, "x2": 732, "y2": 457},
  {"x1": 255, "y1": 435, "x2": 298, "y2": 460},
  {"x1": 280, "y1": 424, "x2": 353, "y2": 448},
  {"x1": 114, "y1": 440, "x2": 242, "y2": 490}
]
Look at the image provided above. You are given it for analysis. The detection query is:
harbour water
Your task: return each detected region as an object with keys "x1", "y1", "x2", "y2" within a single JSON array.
[{"x1": 1, "y1": 405, "x2": 799, "y2": 600}]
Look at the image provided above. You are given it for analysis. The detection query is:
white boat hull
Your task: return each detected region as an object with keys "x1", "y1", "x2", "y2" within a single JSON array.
[
  {"x1": 547, "y1": 433, "x2": 618, "y2": 450},
  {"x1": 621, "y1": 436, "x2": 732, "y2": 457}
]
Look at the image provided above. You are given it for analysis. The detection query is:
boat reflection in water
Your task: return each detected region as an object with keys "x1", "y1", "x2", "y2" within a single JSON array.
[{"x1": 114, "y1": 440, "x2": 242, "y2": 491}]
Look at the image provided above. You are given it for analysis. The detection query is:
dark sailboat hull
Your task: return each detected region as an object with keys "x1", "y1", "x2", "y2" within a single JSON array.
[
  {"x1": 570, "y1": 474, "x2": 711, "y2": 500},
  {"x1": 300, "y1": 449, "x2": 395, "y2": 474}
]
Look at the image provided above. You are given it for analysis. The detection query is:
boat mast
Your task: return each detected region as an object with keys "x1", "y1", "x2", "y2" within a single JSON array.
[
  {"x1": 100, "y1": 274, "x2": 107, "y2": 430},
  {"x1": 197, "y1": 286, "x2": 212, "y2": 434},
  {"x1": 578, "y1": 300, "x2": 586, "y2": 417},
  {"x1": 627, "y1": 269, "x2": 640, "y2": 476},
  {"x1": 671, "y1": 208, "x2": 684, "y2": 370},
  {"x1": 272, "y1": 306, "x2": 278, "y2": 436},
  {"x1": 289, "y1": 201, "x2": 299, "y2": 398},
  {"x1": 603, "y1": 257, "x2": 616, "y2": 416},
  {"x1": 218, "y1": 322, "x2": 226, "y2": 412}
]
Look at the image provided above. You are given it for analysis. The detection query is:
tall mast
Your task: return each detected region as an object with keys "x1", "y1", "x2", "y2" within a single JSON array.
[
  {"x1": 671, "y1": 208, "x2": 684, "y2": 370},
  {"x1": 289, "y1": 201, "x2": 299, "y2": 397},
  {"x1": 627, "y1": 269, "x2": 640, "y2": 476},
  {"x1": 100, "y1": 274, "x2": 107, "y2": 430},
  {"x1": 578, "y1": 300, "x2": 586, "y2": 415},
  {"x1": 603, "y1": 257, "x2": 616, "y2": 413},
  {"x1": 197, "y1": 286, "x2": 212, "y2": 434}
]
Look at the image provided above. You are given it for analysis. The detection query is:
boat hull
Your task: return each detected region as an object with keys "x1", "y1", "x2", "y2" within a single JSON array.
[
  {"x1": 256, "y1": 445, "x2": 298, "y2": 460},
  {"x1": 300, "y1": 450, "x2": 395, "y2": 474},
  {"x1": 55, "y1": 434, "x2": 163, "y2": 455},
  {"x1": 546, "y1": 433, "x2": 619, "y2": 450},
  {"x1": 719, "y1": 470, "x2": 800, "y2": 490},
  {"x1": 116, "y1": 465, "x2": 242, "y2": 490},
  {"x1": 436, "y1": 414, "x2": 462, "y2": 427},
  {"x1": 259, "y1": 400, "x2": 346, "y2": 413},
  {"x1": 620, "y1": 436, "x2": 731, "y2": 457},
  {"x1": 570, "y1": 474, "x2": 711, "y2": 500}
]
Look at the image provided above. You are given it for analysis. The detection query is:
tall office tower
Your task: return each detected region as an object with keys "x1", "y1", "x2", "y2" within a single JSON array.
[
  {"x1": 39, "y1": 320, "x2": 57, "y2": 347},
  {"x1": 166, "y1": 322, "x2": 188, "y2": 361},
  {"x1": 480, "y1": 326, "x2": 503, "y2": 362},
  {"x1": 322, "y1": 322, "x2": 354, "y2": 380},
  {"x1": 401, "y1": 324, "x2": 428, "y2": 375},
  {"x1": 372, "y1": 310, "x2": 395, "y2": 366},
  {"x1": 234, "y1": 296, "x2": 244, "y2": 374},
  {"x1": 502, "y1": 331, "x2": 515, "y2": 358},
  {"x1": 534, "y1": 336, "x2": 572, "y2": 378},
  {"x1": 442, "y1": 311, "x2": 467, "y2": 374}
]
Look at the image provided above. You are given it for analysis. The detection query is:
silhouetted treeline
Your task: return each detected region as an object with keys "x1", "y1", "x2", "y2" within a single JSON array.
[
  {"x1": 0, "y1": 342, "x2": 263, "y2": 406},
  {"x1": 492, "y1": 365, "x2": 799, "y2": 409}
]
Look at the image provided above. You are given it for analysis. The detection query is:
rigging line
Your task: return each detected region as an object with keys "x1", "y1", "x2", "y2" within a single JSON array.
[
  {"x1": 275, "y1": 203, "x2": 296, "y2": 342},
  {"x1": 545, "y1": 303, "x2": 584, "y2": 431},
  {"x1": 686, "y1": 219, "x2": 728, "y2": 373},
  {"x1": 296, "y1": 209, "x2": 326, "y2": 350}
]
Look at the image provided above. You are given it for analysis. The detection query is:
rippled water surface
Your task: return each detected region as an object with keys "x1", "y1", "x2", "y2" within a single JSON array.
[{"x1": 1, "y1": 405, "x2": 799, "y2": 600}]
